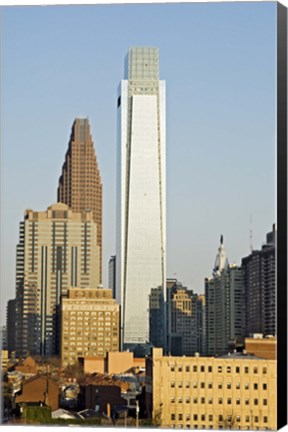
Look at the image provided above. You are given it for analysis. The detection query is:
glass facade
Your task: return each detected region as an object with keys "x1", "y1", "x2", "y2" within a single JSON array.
[{"x1": 116, "y1": 47, "x2": 166, "y2": 347}]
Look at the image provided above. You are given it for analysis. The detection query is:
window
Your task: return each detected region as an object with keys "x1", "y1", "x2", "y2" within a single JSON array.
[
  {"x1": 254, "y1": 367, "x2": 258, "y2": 374},
  {"x1": 201, "y1": 382, "x2": 205, "y2": 389},
  {"x1": 208, "y1": 383, "x2": 213, "y2": 389},
  {"x1": 245, "y1": 366, "x2": 249, "y2": 373},
  {"x1": 186, "y1": 381, "x2": 190, "y2": 388},
  {"x1": 208, "y1": 397, "x2": 213, "y2": 404},
  {"x1": 236, "y1": 398, "x2": 240, "y2": 405},
  {"x1": 254, "y1": 399, "x2": 258, "y2": 406},
  {"x1": 236, "y1": 383, "x2": 240, "y2": 389},
  {"x1": 186, "y1": 397, "x2": 190, "y2": 403},
  {"x1": 227, "y1": 398, "x2": 232, "y2": 405},
  {"x1": 185, "y1": 366, "x2": 190, "y2": 372},
  {"x1": 186, "y1": 414, "x2": 190, "y2": 421},
  {"x1": 193, "y1": 382, "x2": 198, "y2": 388},
  {"x1": 178, "y1": 381, "x2": 183, "y2": 388},
  {"x1": 193, "y1": 397, "x2": 198, "y2": 403},
  {"x1": 236, "y1": 366, "x2": 240, "y2": 373},
  {"x1": 245, "y1": 416, "x2": 250, "y2": 422},
  {"x1": 193, "y1": 415, "x2": 198, "y2": 421},
  {"x1": 178, "y1": 414, "x2": 183, "y2": 421},
  {"x1": 263, "y1": 399, "x2": 267, "y2": 406},
  {"x1": 263, "y1": 383, "x2": 267, "y2": 390},
  {"x1": 254, "y1": 383, "x2": 258, "y2": 390},
  {"x1": 178, "y1": 366, "x2": 182, "y2": 372},
  {"x1": 171, "y1": 397, "x2": 175, "y2": 403},
  {"x1": 193, "y1": 366, "x2": 197, "y2": 372},
  {"x1": 218, "y1": 398, "x2": 223, "y2": 404},
  {"x1": 227, "y1": 366, "x2": 231, "y2": 373},
  {"x1": 227, "y1": 383, "x2": 231, "y2": 389},
  {"x1": 263, "y1": 417, "x2": 268, "y2": 423},
  {"x1": 245, "y1": 399, "x2": 249, "y2": 405},
  {"x1": 218, "y1": 382, "x2": 223, "y2": 389},
  {"x1": 201, "y1": 397, "x2": 205, "y2": 404},
  {"x1": 245, "y1": 383, "x2": 249, "y2": 389},
  {"x1": 263, "y1": 367, "x2": 267, "y2": 374},
  {"x1": 209, "y1": 415, "x2": 213, "y2": 422},
  {"x1": 178, "y1": 397, "x2": 182, "y2": 403},
  {"x1": 208, "y1": 366, "x2": 212, "y2": 373},
  {"x1": 219, "y1": 415, "x2": 223, "y2": 422},
  {"x1": 171, "y1": 366, "x2": 175, "y2": 372},
  {"x1": 171, "y1": 381, "x2": 175, "y2": 388},
  {"x1": 254, "y1": 416, "x2": 259, "y2": 423},
  {"x1": 218, "y1": 366, "x2": 222, "y2": 373},
  {"x1": 236, "y1": 416, "x2": 240, "y2": 422},
  {"x1": 201, "y1": 415, "x2": 205, "y2": 421},
  {"x1": 171, "y1": 414, "x2": 175, "y2": 421},
  {"x1": 201, "y1": 366, "x2": 205, "y2": 372}
]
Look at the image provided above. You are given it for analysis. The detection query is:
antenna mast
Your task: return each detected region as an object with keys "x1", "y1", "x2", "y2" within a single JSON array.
[{"x1": 249, "y1": 214, "x2": 253, "y2": 253}]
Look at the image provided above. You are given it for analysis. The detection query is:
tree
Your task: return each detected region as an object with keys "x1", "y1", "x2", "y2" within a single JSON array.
[{"x1": 219, "y1": 412, "x2": 237, "y2": 430}]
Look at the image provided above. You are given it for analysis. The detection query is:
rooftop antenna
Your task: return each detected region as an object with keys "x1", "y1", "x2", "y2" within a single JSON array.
[{"x1": 249, "y1": 214, "x2": 253, "y2": 253}]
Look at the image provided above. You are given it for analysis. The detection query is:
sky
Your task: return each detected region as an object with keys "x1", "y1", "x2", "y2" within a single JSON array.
[{"x1": 1, "y1": 2, "x2": 276, "y2": 325}]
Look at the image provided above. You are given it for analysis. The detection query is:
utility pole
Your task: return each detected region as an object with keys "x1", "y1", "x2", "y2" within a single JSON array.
[{"x1": 136, "y1": 400, "x2": 139, "y2": 428}]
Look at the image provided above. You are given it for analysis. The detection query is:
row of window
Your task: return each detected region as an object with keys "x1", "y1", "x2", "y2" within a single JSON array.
[
  {"x1": 170, "y1": 365, "x2": 267, "y2": 374},
  {"x1": 170, "y1": 414, "x2": 269, "y2": 423},
  {"x1": 170, "y1": 381, "x2": 268, "y2": 390},
  {"x1": 170, "y1": 396, "x2": 267, "y2": 405}
]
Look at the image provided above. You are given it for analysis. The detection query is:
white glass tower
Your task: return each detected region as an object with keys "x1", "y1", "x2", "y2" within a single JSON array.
[{"x1": 116, "y1": 47, "x2": 166, "y2": 349}]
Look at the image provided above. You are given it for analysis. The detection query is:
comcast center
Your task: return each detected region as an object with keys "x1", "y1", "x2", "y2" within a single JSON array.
[{"x1": 116, "y1": 47, "x2": 166, "y2": 350}]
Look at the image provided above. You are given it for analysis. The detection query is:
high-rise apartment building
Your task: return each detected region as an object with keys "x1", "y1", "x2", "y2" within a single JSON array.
[
  {"x1": 15, "y1": 203, "x2": 100, "y2": 357},
  {"x1": 116, "y1": 47, "x2": 166, "y2": 349},
  {"x1": 58, "y1": 118, "x2": 103, "y2": 281},
  {"x1": 149, "y1": 279, "x2": 204, "y2": 356},
  {"x1": 205, "y1": 237, "x2": 245, "y2": 356},
  {"x1": 146, "y1": 348, "x2": 277, "y2": 430},
  {"x1": 167, "y1": 280, "x2": 203, "y2": 356},
  {"x1": 61, "y1": 288, "x2": 119, "y2": 367},
  {"x1": 242, "y1": 225, "x2": 276, "y2": 337}
]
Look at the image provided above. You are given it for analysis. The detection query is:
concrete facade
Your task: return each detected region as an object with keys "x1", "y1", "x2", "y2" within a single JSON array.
[
  {"x1": 146, "y1": 348, "x2": 276, "y2": 430},
  {"x1": 61, "y1": 288, "x2": 119, "y2": 367},
  {"x1": 15, "y1": 203, "x2": 100, "y2": 357}
]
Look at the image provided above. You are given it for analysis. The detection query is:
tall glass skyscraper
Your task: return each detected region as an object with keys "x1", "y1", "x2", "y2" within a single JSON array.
[{"x1": 116, "y1": 47, "x2": 166, "y2": 350}]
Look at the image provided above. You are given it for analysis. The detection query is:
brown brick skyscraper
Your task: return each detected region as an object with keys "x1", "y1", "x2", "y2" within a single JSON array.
[{"x1": 58, "y1": 118, "x2": 102, "y2": 281}]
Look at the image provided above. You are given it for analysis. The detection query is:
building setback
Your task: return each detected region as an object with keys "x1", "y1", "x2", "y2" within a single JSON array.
[
  {"x1": 116, "y1": 47, "x2": 166, "y2": 350},
  {"x1": 205, "y1": 237, "x2": 245, "y2": 356},
  {"x1": 15, "y1": 203, "x2": 100, "y2": 357},
  {"x1": 242, "y1": 225, "x2": 276, "y2": 337},
  {"x1": 58, "y1": 118, "x2": 103, "y2": 282},
  {"x1": 146, "y1": 347, "x2": 277, "y2": 430},
  {"x1": 61, "y1": 288, "x2": 119, "y2": 367}
]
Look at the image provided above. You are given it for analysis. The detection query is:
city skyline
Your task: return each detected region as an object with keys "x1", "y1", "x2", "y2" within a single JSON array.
[{"x1": 1, "y1": 2, "x2": 276, "y2": 325}]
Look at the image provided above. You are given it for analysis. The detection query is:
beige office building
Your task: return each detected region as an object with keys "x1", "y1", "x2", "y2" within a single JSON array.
[
  {"x1": 15, "y1": 203, "x2": 100, "y2": 357},
  {"x1": 58, "y1": 118, "x2": 103, "y2": 282},
  {"x1": 61, "y1": 288, "x2": 119, "y2": 367},
  {"x1": 146, "y1": 348, "x2": 276, "y2": 430}
]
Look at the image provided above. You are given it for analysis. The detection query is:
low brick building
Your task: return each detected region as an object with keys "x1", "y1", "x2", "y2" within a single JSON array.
[{"x1": 16, "y1": 375, "x2": 59, "y2": 411}]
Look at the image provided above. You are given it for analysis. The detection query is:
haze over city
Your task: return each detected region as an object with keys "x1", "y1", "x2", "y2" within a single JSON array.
[{"x1": 1, "y1": 2, "x2": 276, "y2": 325}]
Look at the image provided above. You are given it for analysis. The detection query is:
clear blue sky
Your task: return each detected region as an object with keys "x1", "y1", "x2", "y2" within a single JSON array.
[{"x1": 1, "y1": 2, "x2": 276, "y2": 325}]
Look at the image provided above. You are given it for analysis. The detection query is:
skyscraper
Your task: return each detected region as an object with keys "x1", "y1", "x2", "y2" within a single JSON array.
[
  {"x1": 242, "y1": 225, "x2": 276, "y2": 337},
  {"x1": 15, "y1": 203, "x2": 100, "y2": 357},
  {"x1": 116, "y1": 47, "x2": 166, "y2": 349},
  {"x1": 205, "y1": 237, "x2": 245, "y2": 356},
  {"x1": 58, "y1": 118, "x2": 103, "y2": 281}
]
